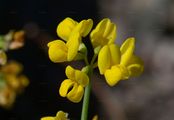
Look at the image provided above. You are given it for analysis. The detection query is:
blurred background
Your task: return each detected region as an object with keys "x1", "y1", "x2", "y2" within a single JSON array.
[{"x1": 0, "y1": 0, "x2": 174, "y2": 120}]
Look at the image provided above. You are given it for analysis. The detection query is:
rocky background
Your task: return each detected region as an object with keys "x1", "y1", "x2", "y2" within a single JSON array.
[{"x1": 95, "y1": 0, "x2": 174, "y2": 120}]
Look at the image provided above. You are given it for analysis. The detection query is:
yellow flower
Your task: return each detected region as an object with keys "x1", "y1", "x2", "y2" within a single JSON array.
[
  {"x1": 0, "y1": 87, "x2": 16, "y2": 109},
  {"x1": 0, "y1": 61, "x2": 29, "y2": 92},
  {"x1": 90, "y1": 18, "x2": 116, "y2": 48},
  {"x1": 57, "y1": 17, "x2": 93, "y2": 41},
  {"x1": 0, "y1": 61, "x2": 29, "y2": 108},
  {"x1": 48, "y1": 17, "x2": 93, "y2": 62},
  {"x1": 59, "y1": 66, "x2": 89, "y2": 103},
  {"x1": 41, "y1": 110, "x2": 68, "y2": 120},
  {"x1": 1, "y1": 61, "x2": 22, "y2": 74},
  {"x1": 57, "y1": 17, "x2": 78, "y2": 41},
  {"x1": 98, "y1": 37, "x2": 144, "y2": 86},
  {"x1": 48, "y1": 33, "x2": 81, "y2": 62}
]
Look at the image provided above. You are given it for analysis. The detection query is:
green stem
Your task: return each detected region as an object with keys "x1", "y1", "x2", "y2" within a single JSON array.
[
  {"x1": 81, "y1": 66, "x2": 93, "y2": 120},
  {"x1": 90, "y1": 53, "x2": 98, "y2": 65},
  {"x1": 84, "y1": 56, "x2": 89, "y2": 65}
]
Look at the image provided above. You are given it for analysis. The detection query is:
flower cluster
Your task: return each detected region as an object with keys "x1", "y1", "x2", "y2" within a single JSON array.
[
  {"x1": 0, "y1": 61, "x2": 29, "y2": 108},
  {"x1": 44, "y1": 17, "x2": 144, "y2": 120},
  {"x1": 0, "y1": 30, "x2": 28, "y2": 109},
  {"x1": 0, "y1": 30, "x2": 25, "y2": 65},
  {"x1": 98, "y1": 38, "x2": 144, "y2": 86},
  {"x1": 48, "y1": 18, "x2": 93, "y2": 62}
]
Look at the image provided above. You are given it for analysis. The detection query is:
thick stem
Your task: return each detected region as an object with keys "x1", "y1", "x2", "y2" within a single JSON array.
[{"x1": 81, "y1": 66, "x2": 93, "y2": 120}]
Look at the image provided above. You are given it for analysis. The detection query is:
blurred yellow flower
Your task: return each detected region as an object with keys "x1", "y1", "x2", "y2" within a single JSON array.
[
  {"x1": 0, "y1": 30, "x2": 25, "y2": 53},
  {"x1": 41, "y1": 110, "x2": 68, "y2": 120},
  {"x1": 90, "y1": 18, "x2": 116, "y2": 48},
  {"x1": 0, "y1": 86, "x2": 16, "y2": 108},
  {"x1": 1, "y1": 61, "x2": 22, "y2": 74},
  {"x1": 0, "y1": 61, "x2": 29, "y2": 108},
  {"x1": 2, "y1": 61, "x2": 29, "y2": 92},
  {"x1": 98, "y1": 38, "x2": 144, "y2": 86},
  {"x1": 0, "y1": 30, "x2": 26, "y2": 109},
  {"x1": 92, "y1": 115, "x2": 98, "y2": 120},
  {"x1": 59, "y1": 66, "x2": 89, "y2": 103},
  {"x1": 48, "y1": 17, "x2": 93, "y2": 62},
  {"x1": 9, "y1": 30, "x2": 25, "y2": 50}
]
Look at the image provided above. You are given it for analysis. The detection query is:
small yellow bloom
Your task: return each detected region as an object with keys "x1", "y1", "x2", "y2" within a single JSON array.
[
  {"x1": 57, "y1": 17, "x2": 93, "y2": 41},
  {"x1": 41, "y1": 110, "x2": 68, "y2": 120},
  {"x1": 57, "y1": 17, "x2": 78, "y2": 41},
  {"x1": 48, "y1": 40, "x2": 68, "y2": 62},
  {"x1": 48, "y1": 17, "x2": 93, "y2": 62},
  {"x1": 90, "y1": 18, "x2": 116, "y2": 48},
  {"x1": 98, "y1": 38, "x2": 143, "y2": 86},
  {"x1": 0, "y1": 87, "x2": 16, "y2": 109},
  {"x1": 59, "y1": 66, "x2": 89, "y2": 103},
  {"x1": 48, "y1": 33, "x2": 81, "y2": 62}
]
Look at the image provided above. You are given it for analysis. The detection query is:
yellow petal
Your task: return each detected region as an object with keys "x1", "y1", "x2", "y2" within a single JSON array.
[
  {"x1": 41, "y1": 117, "x2": 55, "y2": 120},
  {"x1": 127, "y1": 55, "x2": 144, "y2": 77},
  {"x1": 102, "y1": 19, "x2": 116, "y2": 44},
  {"x1": 90, "y1": 18, "x2": 116, "y2": 48},
  {"x1": 56, "y1": 111, "x2": 68, "y2": 120},
  {"x1": 67, "y1": 83, "x2": 84, "y2": 103},
  {"x1": 41, "y1": 111, "x2": 68, "y2": 120},
  {"x1": 57, "y1": 17, "x2": 78, "y2": 41},
  {"x1": 47, "y1": 40, "x2": 67, "y2": 62},
  {"x1": 109, "y1": 44, "x2": 121, "y2": 65},
  {"x1": 66, "y1": 33, "x2": 81, "y2": 61},
  {"x1": 120, "y1": 37, "x2": 135, "y2": 66},
  {"x1": 98, "y1": 45, "x2": 111, "y2": 74},
  {"x1": 98, "y1": 44, "x2": 120, "y2": 74},
  {"x1": 104, "y1": 65, "x2": 122, "y2": 86},
  {"x1": 59, "y1": 79, "x2": 74, "y2": 97},
  {"x1": 75, "y1": 70, "x2": 89, "y2": 87},
  {"x1": 74, "y1": 19, "x2": 93, "y2": 37},
  {"x1": 65, "y1": 66, "x2": 75, "y2": 80}
]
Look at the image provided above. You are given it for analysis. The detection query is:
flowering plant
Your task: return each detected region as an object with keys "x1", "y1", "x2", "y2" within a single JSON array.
[
  {"x1": 42, "y1": 17, "x2": 144, "y2": 120},
  {"x1": 0, "y1": 30, "x2": 29, "y2": 108}
]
